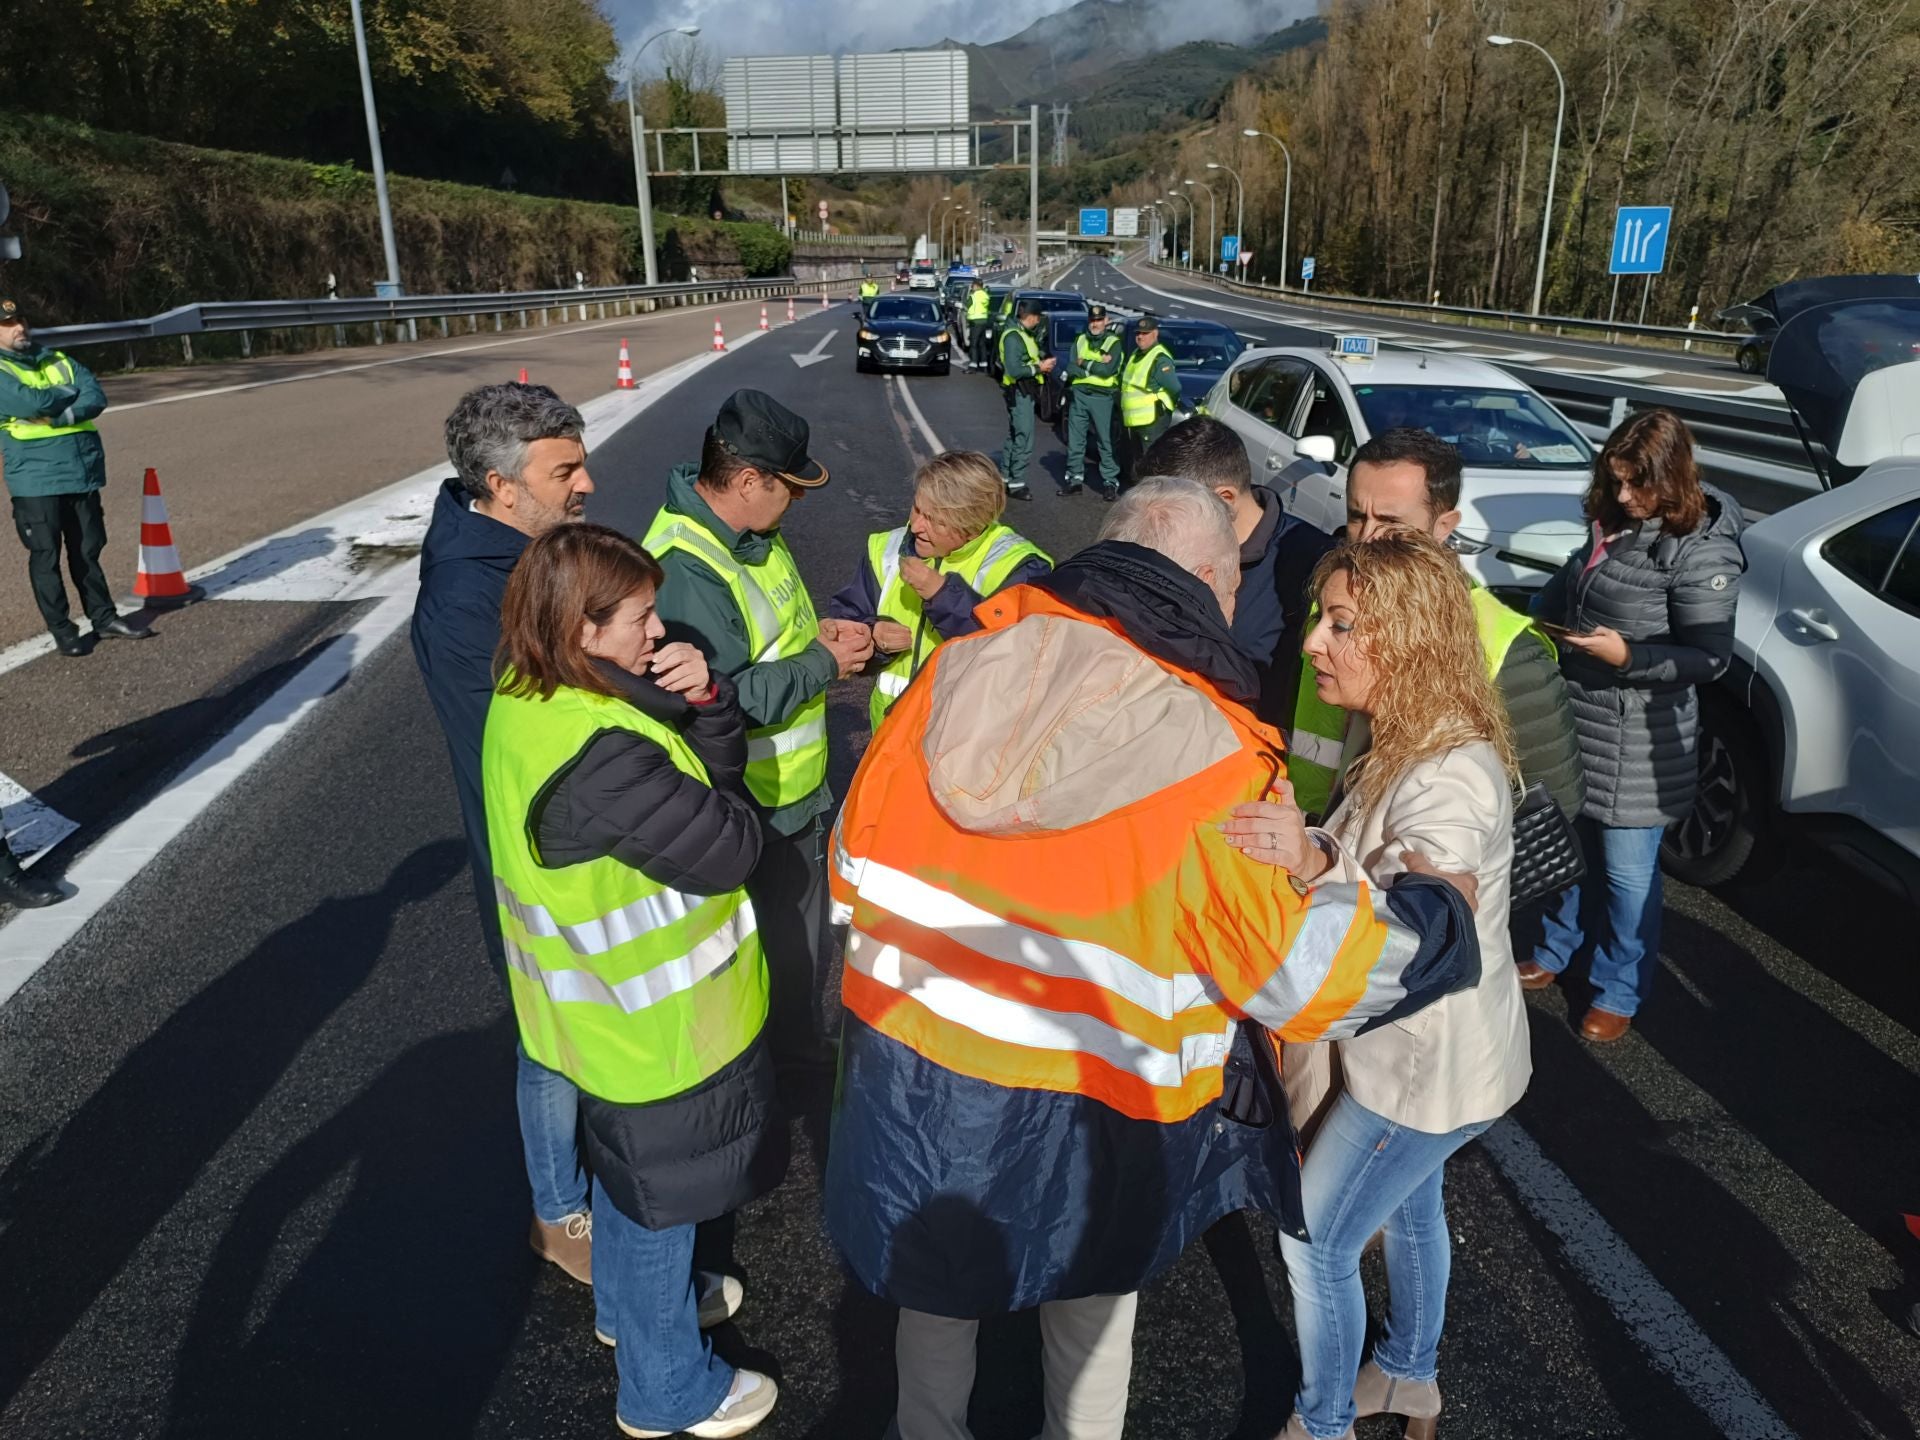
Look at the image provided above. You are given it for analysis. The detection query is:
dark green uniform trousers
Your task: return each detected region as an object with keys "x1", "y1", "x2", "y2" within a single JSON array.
[
  {"x1": 11, "y1": 492, "x2": 116, "y2": 641},
  {"x1": 1121, "y1": 415, "x2": 1174, "y2": 485},
  {"x1": 1001, "y1": 387, "x2": 1036, "y2": 491},
  {"x1": 1064, "y1": 389, "x2": 1120, "y2": 489}
]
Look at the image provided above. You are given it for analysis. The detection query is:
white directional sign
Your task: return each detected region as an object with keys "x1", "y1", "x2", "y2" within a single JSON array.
[
  {"x1": 1610, "y1": 206, "x2": 1672, "y2": 276},
  {"x1": 1113, "y1": 208, "x2": 1140, "y2": 237}
]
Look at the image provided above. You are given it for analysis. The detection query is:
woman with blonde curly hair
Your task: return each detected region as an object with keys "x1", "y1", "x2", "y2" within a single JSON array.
[{"x1": 1224, "y1": 531, "x2": 1532, "y2": 1440}]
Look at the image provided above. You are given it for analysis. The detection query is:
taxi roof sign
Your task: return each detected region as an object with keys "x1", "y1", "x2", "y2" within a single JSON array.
[{"x1": 1334, "y1": 334, "x2": 1378, "y2": 362}]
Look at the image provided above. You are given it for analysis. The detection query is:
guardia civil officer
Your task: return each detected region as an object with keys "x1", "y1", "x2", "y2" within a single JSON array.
[
  {"x1": 964, "y1": 277, "x2": 993, "y2": 371},
  {"x1": 1119, "y1": 312, "x2": 1182, "y2": 484},
  {"x1": 997, "y1": 301, "x2": 1054, "y2": 502},
  {"x1": 1062, "y1": 303, "x2": 1123, "y2": 499},
  {"x1": 0, "y1": 299, "x2": 151, "y2": 655}
]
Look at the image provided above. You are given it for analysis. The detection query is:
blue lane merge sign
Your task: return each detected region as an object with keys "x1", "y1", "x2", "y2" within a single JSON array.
[
  {"x1": 1302, "y1": 255, "x2": 1317, "y2": 281},
  {"x1": 1079, "y1": 208, "x2": 1110, "y2": 237},
  {"x1": 1610, "y1": 206, "x2": 1672, "y2": 275},
  {"x1": 1220, "y1": 235, "x2": 1240, "y2": 263}
]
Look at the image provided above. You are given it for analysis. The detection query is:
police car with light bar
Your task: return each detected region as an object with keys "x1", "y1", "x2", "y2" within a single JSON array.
[{"x1": 1207, "y1": 334, "x2": 1595, "y2": 595}]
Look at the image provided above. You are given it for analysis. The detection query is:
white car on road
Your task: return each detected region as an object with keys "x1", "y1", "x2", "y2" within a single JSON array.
[
  {"x1": 1206, "y1": 344, "x2": 1594, "y2": 595},
  {"x1": 1662, "y1": 295, "x2": 1920, "y2": 900}
]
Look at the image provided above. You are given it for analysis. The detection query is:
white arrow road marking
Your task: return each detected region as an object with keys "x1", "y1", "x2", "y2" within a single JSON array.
[
  {"x1": 791, "y1": 330, "x2": 835, "y2": 368},
  {"x1": 1, "y1": 772, "x2": 77, "y2": 868}
]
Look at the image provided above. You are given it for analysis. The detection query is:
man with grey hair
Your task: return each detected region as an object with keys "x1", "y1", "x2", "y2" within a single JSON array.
[
  {"x1": 412, "y1": 382, "x2": 597, "y2": 1286},
  {"x1": 822, "y1": 474, "x2": 1484, "y2": 1440}
]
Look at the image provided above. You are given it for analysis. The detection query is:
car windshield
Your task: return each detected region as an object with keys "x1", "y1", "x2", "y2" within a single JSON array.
[
  {"x1": 1050, "y1": 316, "x2": 1090, "y2": 349},
  {"x1": 870, "y1": 298, "x2": 941, "y2": 323},
  {"x1": 1350, "y1": 384, "x2": 1591, "y2": 468},
  {"x1": 911, "y1": 262, "x2": 934, "y2": 273},
  {"x1": 1161, "y1": 330, "x2": 1239, "y2": 369},
  {"x1": 1021, "y1": 295, "x2": 1086, "y2": 314}
]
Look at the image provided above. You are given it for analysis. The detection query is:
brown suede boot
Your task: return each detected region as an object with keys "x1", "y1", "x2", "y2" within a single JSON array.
[
  {"x1": 529, "y1": 1211, "x2": 592, "y2": 1285},
  {"x1": 1353, "y1": 1359, "x2": 1441, "y2": 1438}
]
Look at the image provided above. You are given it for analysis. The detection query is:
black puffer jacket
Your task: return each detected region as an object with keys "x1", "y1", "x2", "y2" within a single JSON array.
[
  {"x1": 529, "y1": 662, "x2": 787, "y2": 1229},
  {"x1": 1536, "y1": 485, "x2": 1746, "y2": 827}
]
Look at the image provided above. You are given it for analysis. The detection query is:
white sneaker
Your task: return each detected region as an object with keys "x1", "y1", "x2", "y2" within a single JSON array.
[
  {"x1": 596, "y1": 1271, "x2": 744, "y2": 1346},
  {"x1": 619, "y1": 1369, "x2": 778, "y2": 1438}
]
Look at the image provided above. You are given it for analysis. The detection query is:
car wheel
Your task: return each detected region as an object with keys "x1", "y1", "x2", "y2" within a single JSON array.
[
  {"x1": 935, "y1": 361, "x2": 951, "y2": 376},
  {"x1": 1661, "y1": 694, "x2": 1771, "y2": 887},
  {"x1": 1736, "y1": 344, "x2": 1762, "y2": 375}
]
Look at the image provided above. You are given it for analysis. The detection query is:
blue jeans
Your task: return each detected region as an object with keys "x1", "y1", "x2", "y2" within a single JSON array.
[
  {"x1": 1532, "y1": 820, "x2": 1665, "y2": 1018},
  {"x1": 1279, "y1": 1094, "x2": 1492, "y2": 1438},
  {"x1": 594, "y1": 1190, "x2": 735, "y2": 1431},
  {"x1": 517, "y1": 1045, "x2": 588, "y2": 1223}
]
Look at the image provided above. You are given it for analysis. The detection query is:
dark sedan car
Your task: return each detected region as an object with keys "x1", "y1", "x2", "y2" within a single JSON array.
[
  {"x1": 1127, "y1": 316, "x2": 1249, "y2": 410},
  {"x1": 856, "y1": 295, "x2": 954, "y2": 375},
  {"x1": 1037, "y1": 310, "x2": 1093, "y2": 423}
]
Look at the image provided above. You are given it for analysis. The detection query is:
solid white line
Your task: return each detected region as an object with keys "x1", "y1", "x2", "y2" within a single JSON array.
[
  {"x1": 892, "y1": 375, "x2": 946, "y2": 456},
  {"x1": 1480, "y1": 1120, "x2": 1799, "y2": 1439}
]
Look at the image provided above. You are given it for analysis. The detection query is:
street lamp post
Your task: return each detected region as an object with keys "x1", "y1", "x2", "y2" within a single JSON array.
[
  {"x1": 627, "y1": 24, "x2": 700, "y2": 288},
  {"x1": 1185, "y1": 179, "x2": 1216, "y2": 273},
  {"x1": 1488, "y1": 34, "x2": 1565, "y2": 317},
  {"x1": 925, "y1": 193, "x2": 950, "y2": 260},
  {"x1": 1165, "y1": 190, "x2": 1191, "y2": 268},
  {"x1": 348, "y1": 0, "x2": 402, "y2": 296},
  {"x1": 1206, "y1": 161, "x2": 1243, "y2": 271},
  {"x1": 1243, "y1": 128, "x2": 1293, "y2": 291}
]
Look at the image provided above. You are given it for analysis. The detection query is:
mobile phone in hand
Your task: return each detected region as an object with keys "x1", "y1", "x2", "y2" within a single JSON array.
[{"x1": 1538, "y1": 619, "x2": 1592, "y2": 639}]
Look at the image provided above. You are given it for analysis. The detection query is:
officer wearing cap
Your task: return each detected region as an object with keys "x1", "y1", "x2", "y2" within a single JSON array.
[
  {"x1": 1119, "y1": 312, "x2": 1181, "y2": 484},
  {"x1": 0, "y1": 299, "x2": 151, "y2": 656},
  {"x1": 997, "y1": 301, "x2": 1054, "y2": 501},
  {"x1": 643, "y1": 390, "x2": 873, "y2": 1073},
  {"x1": 1062, "y1": 303, "x2": 1123, "y2": 500}
]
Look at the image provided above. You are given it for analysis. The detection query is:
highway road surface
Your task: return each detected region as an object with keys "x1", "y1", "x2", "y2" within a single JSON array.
[{"x1": 1, "y1": 259, "x2": 1915, "y2": 1439}]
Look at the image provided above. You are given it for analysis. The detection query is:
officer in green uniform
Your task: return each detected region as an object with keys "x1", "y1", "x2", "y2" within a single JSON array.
[
  {"x1": 858, "y1": 276, "x2": 880, "y2": 313},
  {"x1": 965, "y1": 278, "x2": 994, "y2": 371},
  {"x1": 643, "y1": 390, "x2": 874, "y2": 1072},
  {"x1": 997, "y1": 302, "x2": 1053, "y2": 502},
  {"x1": 0, "y1": 299, "x2": 151, "y2": 657},
  {"x1": 1119, "y1": 312, "x2": 1183, "y2": 484},
  {"x1": 1062, "y1": 304, "x2": 1123, "y2": 499}
]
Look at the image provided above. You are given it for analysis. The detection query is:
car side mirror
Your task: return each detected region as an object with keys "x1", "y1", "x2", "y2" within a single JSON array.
[{"x1": 1297, "y1": 435, "x2": 1339, "y2": 464}]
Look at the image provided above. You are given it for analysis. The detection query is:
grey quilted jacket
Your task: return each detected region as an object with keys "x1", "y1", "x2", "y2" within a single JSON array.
[{"x1": 1535, "y1": 485, "x2": 1746, "y2": 827}]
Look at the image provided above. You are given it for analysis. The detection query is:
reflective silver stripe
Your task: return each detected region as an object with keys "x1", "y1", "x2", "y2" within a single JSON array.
[
  {"x1": 506, "y1": 905, "x2": 758, "y2": 1014},
  {"x1": 875, "y1": 670, "x2": 912, "y2": 697},
  {"x1": 850, "y1": 856, "x2": 1220, "y2": 1017},
  {"x1": 971, "y1": 533, "x2": 1030, "y2": 586},
  {"x1": 875, "y1": 528, "x2": 908, "y2": 602},
  {"x1": 1288, "y1": 729, "x2": 1346, "y2": 770},
  {"x1": 747, "y1": 711, "x2": 827, "y2": 761},
  {"x1": 849, "y1": 931, "x2": 1229, "y2": 1087},
  {"x1": 1240, "y1": 880, "x2": 1419, "y2": 1041},
  {"x1": 651, "y1": 521, "x2": 783, "y2": 656},
  {"x1": 498, "y1": 876, "x2": 718, "y2": 956}
]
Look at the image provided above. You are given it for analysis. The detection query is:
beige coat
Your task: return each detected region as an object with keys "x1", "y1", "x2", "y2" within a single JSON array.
[{"x1": 1284, "y1": 741, "x2": 1533, "y2": 1137}]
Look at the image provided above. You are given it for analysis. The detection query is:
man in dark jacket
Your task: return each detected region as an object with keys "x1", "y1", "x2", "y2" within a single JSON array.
[
  {"x1": 1137, "y1": 416, "x2": 1334, "y2": 728},
  {"x1": 412, "y1": 382, "x2": 597, "y2": 1285},
  {"x1": 0, "y1": 299, "x2": 151, "y2": 656},
  {"x1": 1342, "y1": 427, "x2": 1587, "y2": 822},
  {"x1": 643, "y1": 392, "x2": 873, "y2": 1073}
]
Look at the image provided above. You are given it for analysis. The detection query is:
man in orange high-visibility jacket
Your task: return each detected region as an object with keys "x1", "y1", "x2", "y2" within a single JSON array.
[{"x1": 823, "y1": 478, "x2": 1482, "y2": 1440}]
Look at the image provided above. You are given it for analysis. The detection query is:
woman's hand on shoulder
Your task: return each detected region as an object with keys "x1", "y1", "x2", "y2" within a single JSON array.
[{"x1": 1220, "y1": 781, "x2": 1329, "y2": 883}]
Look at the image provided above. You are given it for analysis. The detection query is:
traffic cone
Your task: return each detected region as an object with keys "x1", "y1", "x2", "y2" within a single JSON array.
[
  {"x1": 615, "y1": 339, "x2": 635, "y2": 389},
  {"x1": 820, "y1": 291, "x2": 829, "y2": 311},
  {"x1": 712, "y1": 319, "x2": 727, "y2": 352},
  {"x1": 517, "y1": 367, "x2": 529, "y2": 384},
  {"x1": 133, "y1": 468, "x2": 202, "y2": 608},
  {"x1": 758, "y1": 305, "x2": 770, "y2": 332},
  {"x1": 786, "y1": 297, "x2": 795, "y2": 324}
]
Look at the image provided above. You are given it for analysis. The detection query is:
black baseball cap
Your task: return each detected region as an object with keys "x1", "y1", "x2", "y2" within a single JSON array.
[{"x1": 711, "y1": 388, "x2": 829, "y2": 487}]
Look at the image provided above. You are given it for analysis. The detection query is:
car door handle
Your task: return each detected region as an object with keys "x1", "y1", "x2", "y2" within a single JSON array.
[
  {"x1": 1789, "y1": 607, "x2": 1841, "y2": 641},
  {"x1": 1265, "y1": 454, "x2": 1286, "y2": 470}
]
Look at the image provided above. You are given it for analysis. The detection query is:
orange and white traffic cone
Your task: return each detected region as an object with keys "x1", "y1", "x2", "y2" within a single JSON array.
[
  {"x1": 133, "y1": 468, "x2": 202, "y2": 609},
  {"x1": 711, "y1": 319, "x2": 727, "y2": 352},
  {"x1": 615, "y1": 339, "x2": 635, "y2": 389},
  {"x1": 758, "y1": 305, "x2": 770, "y2": 332},
  {"x1": 518, "y1": 367, "x2": 529, "y2": 384},
  {"x1": 786, "y1": 297, "x2": 795, "y2": 324}
]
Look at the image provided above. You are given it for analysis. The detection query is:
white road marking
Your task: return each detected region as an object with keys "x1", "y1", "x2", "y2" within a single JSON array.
[
  {"x1": 0, "y1": 772, "x2": 77, "y2": 868},
  {"x1": 791, "y1": 330, "x2": 835, "y2": 368},
  {"x1": 891, "y1": 375, "x2": 946, "y2": 456},
  {"x1": 1480, "y1": 1120, "x2": 1800, "y2": 1439}
]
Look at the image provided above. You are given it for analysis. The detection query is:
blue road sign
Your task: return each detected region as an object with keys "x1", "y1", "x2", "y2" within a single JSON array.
[
  {"x1": 1079, "y1": 208, "x2": 1110, "y2": 237},
  {"x1": 1220, "y1": 235, "x2": 1240, "y2": 263},
  {"x1": 1610, "y1": 206, "x2": 1672, "y2": 275},
  {"x1": 1301, "y1": 255, "x2": 1317, "y2": 281}
]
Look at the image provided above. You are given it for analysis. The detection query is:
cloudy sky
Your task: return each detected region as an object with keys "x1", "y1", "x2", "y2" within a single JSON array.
[{"x1": 606, "y1": 0, "x2": 1298, "y2": 67}]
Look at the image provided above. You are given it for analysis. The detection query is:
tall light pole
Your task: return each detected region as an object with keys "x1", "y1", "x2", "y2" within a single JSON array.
[
  {"x1": 1185, "y1": 178, "x2": 1216, "y2": 273},
  {"x1": 925, "y1": 192, "x2": 950, "y2": 257},
  {"x1": 1206, "y1": 161, "x2": 1243, "y2": 271},
  {"x1": 348, "y1": 0, "x2": 402, "y2": 295},
  {"x1": 1165, "y1": 190, "x2": 1191, "y2": 268},
  {"x1": 627, "y1": 24, "x2": 700, "y2": 287},
  {"x1": 1244, "y1": 129, "x2": 1293, "y2": 293},
  {"x1": 1488, "y1": 34, "x2": 1565, "y2": 317}
]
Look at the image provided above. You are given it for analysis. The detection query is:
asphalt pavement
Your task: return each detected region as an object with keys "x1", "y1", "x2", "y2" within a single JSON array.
[{"x1": 2, "y1": 264, "x2": 1917, "y2": 1438}]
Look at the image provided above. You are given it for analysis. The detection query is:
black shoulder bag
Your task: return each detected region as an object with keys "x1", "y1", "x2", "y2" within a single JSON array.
[{"x1": 1509, "y1": 782, "x2": 1585, "y2": 912}]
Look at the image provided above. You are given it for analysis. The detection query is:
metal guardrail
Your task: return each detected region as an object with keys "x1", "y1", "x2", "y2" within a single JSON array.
[
  {"x1": 1141, "y1": 258, "x2": 1747, "y2": 348},
  {"x1": 37, "y1": 275, "x2": 848, "y2": 351}
]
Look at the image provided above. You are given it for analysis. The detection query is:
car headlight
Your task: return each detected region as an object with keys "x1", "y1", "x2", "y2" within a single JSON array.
[
  {"x1": 859, "y1": 329, "x2": 877, "y2": 341},
  {"x1": 933, "y1": 331, "x2": 949, "y2": 344},
  {"x1": 1446, "y1": 533, "x2": 1492, "y2": 556}
]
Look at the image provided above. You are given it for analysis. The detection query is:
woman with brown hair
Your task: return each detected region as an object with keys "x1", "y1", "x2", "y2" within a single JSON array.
[
  {"x1": 481, "y1": 523, "x2": 785, "y2": 1438},
  {"x1": 1518, "y1": 408, "x2": 1745, "y2": 1042},
  {"x1": 1223, "y1": 531, "x2": 1530, "y2": 1440}
]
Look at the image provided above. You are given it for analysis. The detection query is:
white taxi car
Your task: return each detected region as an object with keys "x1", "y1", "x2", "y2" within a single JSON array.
[{"x1": 1206, "y1": 340, "x2": 1594, "y2": 594}]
